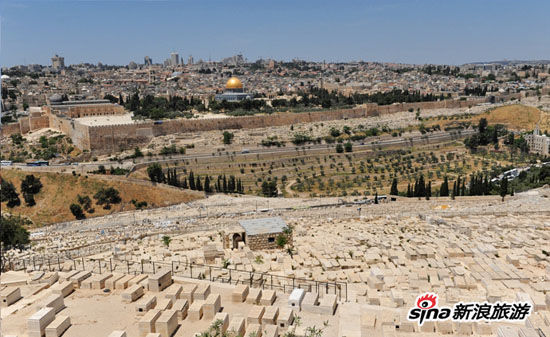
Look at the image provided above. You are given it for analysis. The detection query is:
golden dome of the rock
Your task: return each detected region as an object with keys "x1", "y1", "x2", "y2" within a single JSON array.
[{"x1": 225, "y1": 77, "x2": 243, "y2": 89}]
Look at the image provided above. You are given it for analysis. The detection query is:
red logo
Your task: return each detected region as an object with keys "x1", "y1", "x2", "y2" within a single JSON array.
[{"x1": 416, "y1": 293, "x2": 437, "y2": 310}]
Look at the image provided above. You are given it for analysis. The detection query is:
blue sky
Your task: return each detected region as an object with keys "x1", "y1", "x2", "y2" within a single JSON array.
[{"x1": 1, "y1": 0, "x2": 549, "y2": 67}]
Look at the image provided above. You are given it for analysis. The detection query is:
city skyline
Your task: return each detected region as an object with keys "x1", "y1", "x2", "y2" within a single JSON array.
[{"x1": 1, "y1": 0, "x2": 550, "y2": 67}]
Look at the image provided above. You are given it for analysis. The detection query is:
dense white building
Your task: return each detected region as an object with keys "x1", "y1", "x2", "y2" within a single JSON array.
[{"x1": 525, "y1": 124, "x2": 550, "y2": 155}]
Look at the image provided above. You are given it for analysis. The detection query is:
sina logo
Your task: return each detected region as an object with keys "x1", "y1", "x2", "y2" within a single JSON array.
[{"x1": 408, "y1": 293, "x2": 451, "y2": 326}]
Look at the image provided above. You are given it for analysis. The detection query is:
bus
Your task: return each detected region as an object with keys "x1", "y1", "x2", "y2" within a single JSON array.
[
  {"x1": 1, "y1": 160, "x2": 13, "y2": 167},
  {"x1": 26, "y1": 160, "x2": 49, "y2": 167}
]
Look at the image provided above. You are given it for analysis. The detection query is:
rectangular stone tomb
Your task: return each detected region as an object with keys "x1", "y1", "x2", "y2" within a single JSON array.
[
  {"x1": 227, "y1": 317, "x2": 245, "y2": 337},
  {"x1": 42, "y1": 294, "x2": 65, "y2": 313},
  {"x1": 156, "y1": 298, "x2": 173, "y2": 311},
  {"x1": 278, "y1": 307, "x2": 294, "y2": 330},
  {"x1": 316, "y1": 294, "x2": 337, "y2": 315},
  {"x1": 288, "y1": 289, "x2": 305, "y2": 310},
  {"x1": 246, "y1": 288, "x2": 262, "y2": 305},
  {"x1": 70, "y1": 271, "x2": 91, "y2": 288},
  {"x1": 148, "y1": 269, "x2": 172, "y2": 292},
  {"x1": 260, "y1": 289, "x2": 276, "y2": 306},
  {"x1": 262, "y1": 306, "x2": 279, "y2": 325},
  {"x1": 122, "y1": 284, "x2": 144, "y2": 303},
  {"x1": 247, "y1": 305, "x2": 265, "y2": 325},
  {"x1": 172, "y1": 299, "x2": 189, "y2": 321},
  {"x1": 45, "y1": 315, "x2": 71, "y2": 337},
  {"x1": 203, "y1": 293, "x2": 221, "y2": 319},
  {"x1": 1, "y1": 287, "x2": 22, "y2": 307},
  {"x1": 263, "y1": 324, "x2": 278, "y2": 337},
  {"x1": 163, "y1": 284, "x2": 182, "y2": 302},
  {"x1": 91, "y1": 273, "x2": 113, "y2": 289},
  {"x1": 27, "y1": 307, "x2": 55, "y2": 337},
  {"x1": 138, "y1": 309, "x2": 161, "y2": 337},
  {"x1": 107, "y1": 331, "x2": 127, "y2": 337},
  {"x1": 194, "y1": 283, "x2": 211, "y2": 301},
  {"x1": 136, "y1": 295, "x2": 157, "y2": 314},
  {"x1": 129, "y1": 275, "x2": 148, "y2": 286},
  {"x1": 51, "y1": 281, "x2": 74, "y2": 298},
  {"x1": 301, "y1": 292, "x2": 319, "y2": 313},
  {"x1": 154, "y1": 309, "x2": 178, "y2": 337},
  {"x1": 212, "y1": 312, "x2": 229, "y2": 333},
  {"x1": 180, "y1": 283, "x2": 197, "y2": 304},
  {"x1": 115, "y1": 275, "x2": 135, "y2": 290},
  {"x1": 188, "y1": 300, "x2": 205, "y2": 321},
  {"x1": 105, "y1": 274, "x2": 125, "y2": 290},
  {"x1": 245, "y1": 323, "x2": 262, "y2": 337},
  {"x1": 232, "y1": 284, "x2": 249, "y2": 303}
]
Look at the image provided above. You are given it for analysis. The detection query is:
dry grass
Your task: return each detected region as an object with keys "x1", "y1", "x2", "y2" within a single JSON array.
[
  {"x1": 478, "y1": 104, "x2": 548, "y2": 131},
  {"x1": 422, "y1": 104, "x2": 549, "y2": 133},
  {"x1": 1, "y1": 169, "x2": 202, "y2": 226}
]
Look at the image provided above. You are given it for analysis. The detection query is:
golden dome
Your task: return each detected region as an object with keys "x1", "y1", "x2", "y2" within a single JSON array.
[{"x1": 226, "y1": 77, "x2": 243, "y2": 89}]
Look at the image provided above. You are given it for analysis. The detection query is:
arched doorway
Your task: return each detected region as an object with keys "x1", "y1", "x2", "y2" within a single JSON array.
[{"x1": 232, "y1": 233, "x2": 244, "y2": 249}]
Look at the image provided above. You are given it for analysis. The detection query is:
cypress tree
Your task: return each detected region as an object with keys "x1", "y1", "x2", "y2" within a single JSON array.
[
  {"x1": 406, "y1": 183, "x2": 412, "y2": 197},
  {"x1": 189, "y1": 171, "x2": 195, "y2": 190},
  {"x1": 500, "y1": 177, "x2": 508, "y2": 201},
  {"x1": 390, "y1": 178, "x2": 399, "y2": 196},
  {"x1": 461, "y1": 179, "x2": 466, "y2": 196},
  {"x1": 456, "y1": 176, "x2": 461, "y2": 196},
  {"x1": 182, "y1": 177, "x2": 188, "y2": 189},
  {"x1": 195, "y1": 176, "x2": 203, "y2": 191},
  {"x1": 483, "y1": 175, "x2": 489, "y2": 195},
  {"x1": 451, "y1": 182, "x2": 456, "y2": 200},
  {"x1": 204, "y1": 176, "x2": 211, "y2": 193},
  {"x1": 222, "y1": 175, "x2": 227, "y2": 193},
  {"x1": 229, "y1": 175, "x2": 236, "y2": 193},
  {"x1": 417, "y1": 175, "x2": 426, "y2": 197},
  {"x1": 452, "y1": 180, "x2": 457, "y2": 198},
  {"x1": 440, "y1": 176, "x2": 449, "y2": 196}
]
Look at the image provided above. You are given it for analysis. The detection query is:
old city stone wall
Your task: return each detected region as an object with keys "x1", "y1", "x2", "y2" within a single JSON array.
[
  {"x1": 48, "y1": 114, "x2": 90, "y2": 150},
  {"x1": 86, "y1": 97, "x2": 488, "y2": 153},
  {"x1": 1, "y1": 122, "x2": 21, "y2": 136},
  {"x1": 0, "y1": 93, "x2": 532, "y2": 153},
  {"x1": 29, "y1": 115, "x2": 50, "y2": 131},
  {"x1": 87, "y1": 123, "x2": 154, "y2": 153}
]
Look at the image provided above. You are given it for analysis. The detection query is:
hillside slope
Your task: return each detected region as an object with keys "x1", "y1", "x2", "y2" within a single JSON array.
[
  {"x1": 1, "y1": 169, "x2": 203, "y2": 225},
  {"x1": 478, "y1": 104, "x2": 548, "y2": 131}
]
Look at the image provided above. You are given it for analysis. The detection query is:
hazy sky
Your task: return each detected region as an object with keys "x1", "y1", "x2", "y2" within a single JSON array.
[{"x1": 1, "y1": 0, "x2": 549, "y2": 67}]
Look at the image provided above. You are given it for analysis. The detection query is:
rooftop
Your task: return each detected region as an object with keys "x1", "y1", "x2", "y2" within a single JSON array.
[{"x1": 238, "y1": 217, "x2": 287, "y2": 236}]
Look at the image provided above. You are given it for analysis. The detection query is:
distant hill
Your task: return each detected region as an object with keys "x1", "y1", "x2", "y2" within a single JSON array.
[{"x1": 464, "y1": 60, "x2": 550, "y2": 66}]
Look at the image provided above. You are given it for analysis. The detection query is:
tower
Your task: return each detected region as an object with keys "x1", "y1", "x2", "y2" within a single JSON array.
[
  {"x1": 144, "y1": 56, "x2": 152, "y2": 66},
  {"x1": 51, "y1": 54, "x2": 65, "y2": 70},
  {"x1": 170, "y1": 52, "x2": 179, "y2": 66}
]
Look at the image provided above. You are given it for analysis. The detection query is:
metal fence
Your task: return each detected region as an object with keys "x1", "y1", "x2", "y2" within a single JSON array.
[{"x1": 5, "y1": 255, "x2": 348, "y2": 301}]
